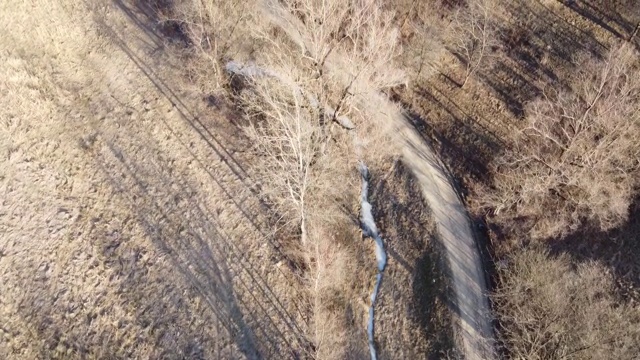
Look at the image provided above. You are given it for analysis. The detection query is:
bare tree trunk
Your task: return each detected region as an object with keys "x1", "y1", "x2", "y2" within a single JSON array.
[
  {"x1": 629, "y1": 22, "x2": 640, "y2": 42},
  {"x1": 300, "y1": 212, "x2": 308, "y2": 247}
]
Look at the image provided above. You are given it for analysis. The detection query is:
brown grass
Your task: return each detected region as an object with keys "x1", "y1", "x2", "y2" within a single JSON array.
[
  {"x1": 370, "y1": 160, "x2": 456, "y2": 359},
  {"x1": 7, "y1": 0, "x2": 639, "y2": 358},
  {"x1": 1, "y1": 1, "x2": 309, "y2": 358},
  {"x1": 481, "y1": 43, "x2": 640, "y2": 240}
]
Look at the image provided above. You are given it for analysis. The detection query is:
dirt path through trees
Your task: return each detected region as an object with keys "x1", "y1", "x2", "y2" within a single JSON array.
[
  {"x1": 397, "y1": 112, "x2": 496, "y2": 360},
  {"x1": 365, "y1": 95, "x2": 496, "y2": 360}
]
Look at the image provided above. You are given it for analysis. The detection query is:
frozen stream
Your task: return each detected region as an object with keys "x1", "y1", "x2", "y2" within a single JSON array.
[{"x1": 359, "y1": 162, "x2": 387, "y2": 360}]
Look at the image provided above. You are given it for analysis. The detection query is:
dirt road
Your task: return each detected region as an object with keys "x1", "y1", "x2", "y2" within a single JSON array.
[{"x1": 393, "y1": 103, "x2": 497, "y2": 359}]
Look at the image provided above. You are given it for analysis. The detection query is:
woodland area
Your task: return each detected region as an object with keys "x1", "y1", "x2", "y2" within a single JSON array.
[{"x1": 1, "y1": 0, "x2": 640, "y2": 359}]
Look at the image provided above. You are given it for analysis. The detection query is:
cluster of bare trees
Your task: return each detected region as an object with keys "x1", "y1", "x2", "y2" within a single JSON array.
[
  {"x1": 482, "y1": 44, "x2": 640, "y2": 239},
  {"x1": 238, "y1": 0, "x2": 405, "y2": 243},
  {"x1": 493, "y1": 246, "x2": 640, "y2": 359},
  {"x1": 231, "y1": 0, "x2": 406, "y2": 356}
]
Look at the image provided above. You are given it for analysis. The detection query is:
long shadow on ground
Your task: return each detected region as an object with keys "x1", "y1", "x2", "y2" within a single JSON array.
[
  {"x1": 370, "y1": 161, "x2": 457, "y2": 359},
  {"x1": 549, "y1": 198, "x2": 640, "y2": 303},
  {"x1": 72, "y1": 1, "x2": 315, "y2": 358},
  {"x1": 94, "y1": 136, "x2": 311, "y2": 358}
]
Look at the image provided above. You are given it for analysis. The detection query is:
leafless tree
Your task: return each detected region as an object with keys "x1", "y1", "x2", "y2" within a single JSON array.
[
  {"x1": 260, "y1": 0, "x2": 406, "y2": 123},
  {"x1": 483, "y1": 44, "x2": 640, "y2": 239},
  {"x1": 241, "y1": 71, "x2": 329, "y2": 249},
  {"x1": 447, "y1": 0, "x2": 500, "y2": 87}
]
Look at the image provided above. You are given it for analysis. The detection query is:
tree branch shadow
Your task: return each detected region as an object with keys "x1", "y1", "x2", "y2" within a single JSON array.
[
  {"x1": 91, "y1": 133, "x2": 313, "y2": 358},
  {"x1": 548, "y1": 198, "x2": 640, "y2": 303}
]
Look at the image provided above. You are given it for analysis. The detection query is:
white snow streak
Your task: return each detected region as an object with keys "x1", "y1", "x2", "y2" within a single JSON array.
[{"x1": 359, "y1": 162, "x2": 387, "y2": 360}]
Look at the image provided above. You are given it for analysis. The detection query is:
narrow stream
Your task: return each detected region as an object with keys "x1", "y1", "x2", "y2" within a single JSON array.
[{"x1": 359, "y1": 162, "x2": 387, "y2": 360}]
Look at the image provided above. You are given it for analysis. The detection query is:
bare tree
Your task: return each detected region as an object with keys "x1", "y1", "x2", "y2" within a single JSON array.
[
  {"x1": 447, "y1": 0, "x2": 500, "y2": 87},
  {"x1": 235, "y1": 0, "x2": 408, "y2": 240},
  {"x1": 240, "y1": 69, "x2": 323, "y2": 247},
  {"x1": 483, "y1": 44, "x2": 640, "y2": 239},
  {"x1": 260, "y1": 0, "x2": 406, "y2": 124}
]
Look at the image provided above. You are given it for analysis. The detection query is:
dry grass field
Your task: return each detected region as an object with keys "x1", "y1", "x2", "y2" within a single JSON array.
[{"x1": 1, "y1": 1, "x2": 309, "y2": 358}]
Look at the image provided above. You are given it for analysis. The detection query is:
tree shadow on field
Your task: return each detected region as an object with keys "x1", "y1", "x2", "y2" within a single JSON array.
[
  {"x1": 401, "y1": 0, "x2": 624, "y2": 192},
  {"x1": 549, "y1": 198, "x2": 640, "y2": 302},
  {"x1": 479, "y1": 0, "x2": 609, "y2": 119},
  {"x1": 93, "y1": 137, "x2": 312, "y2": 358},
  {"x1": 96, "y1": 0, "x2": 303, "y2": 270},
  {"x1": 561, "y1": 0, "x2": 640, "y2": 48},
  {"x1": 469, "y1": 0, "x2": 640, "y2": 124},
  {"x1": 75, "y1": 2, "x2": 315, "y2": 358},
  {"x1": 112, "y1": 0, "x2": 191, "y2": 49}
]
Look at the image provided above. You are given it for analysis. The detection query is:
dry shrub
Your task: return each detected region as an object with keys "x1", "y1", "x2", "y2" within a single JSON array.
[
  {"x1": 493, "y1": 246, "x2": 640, "y2": 359},
  {"x1": 171, "y1": 0, "x2": 255, "y2": 93},
  {"x1": 259, "y1": 0, "x2": 406, "y2": 138},
  {"x1": 482, "y1": 43, "x2": 640, "y2": 239},
  {"x1": 310, "y1": 230, "x2": 349, "y2": 358},
  {"x1": 231, "y1": 0, "x2": 407, "y2": 356}
]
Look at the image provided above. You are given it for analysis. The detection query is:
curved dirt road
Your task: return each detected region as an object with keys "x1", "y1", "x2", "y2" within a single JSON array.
[{"x1": 389, "y1": 97, "x2": 497, "y2": 360}]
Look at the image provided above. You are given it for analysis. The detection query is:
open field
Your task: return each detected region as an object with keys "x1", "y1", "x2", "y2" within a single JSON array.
[{"x1": 1, "y1": 1, "x2": 310, "y2": 358}]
